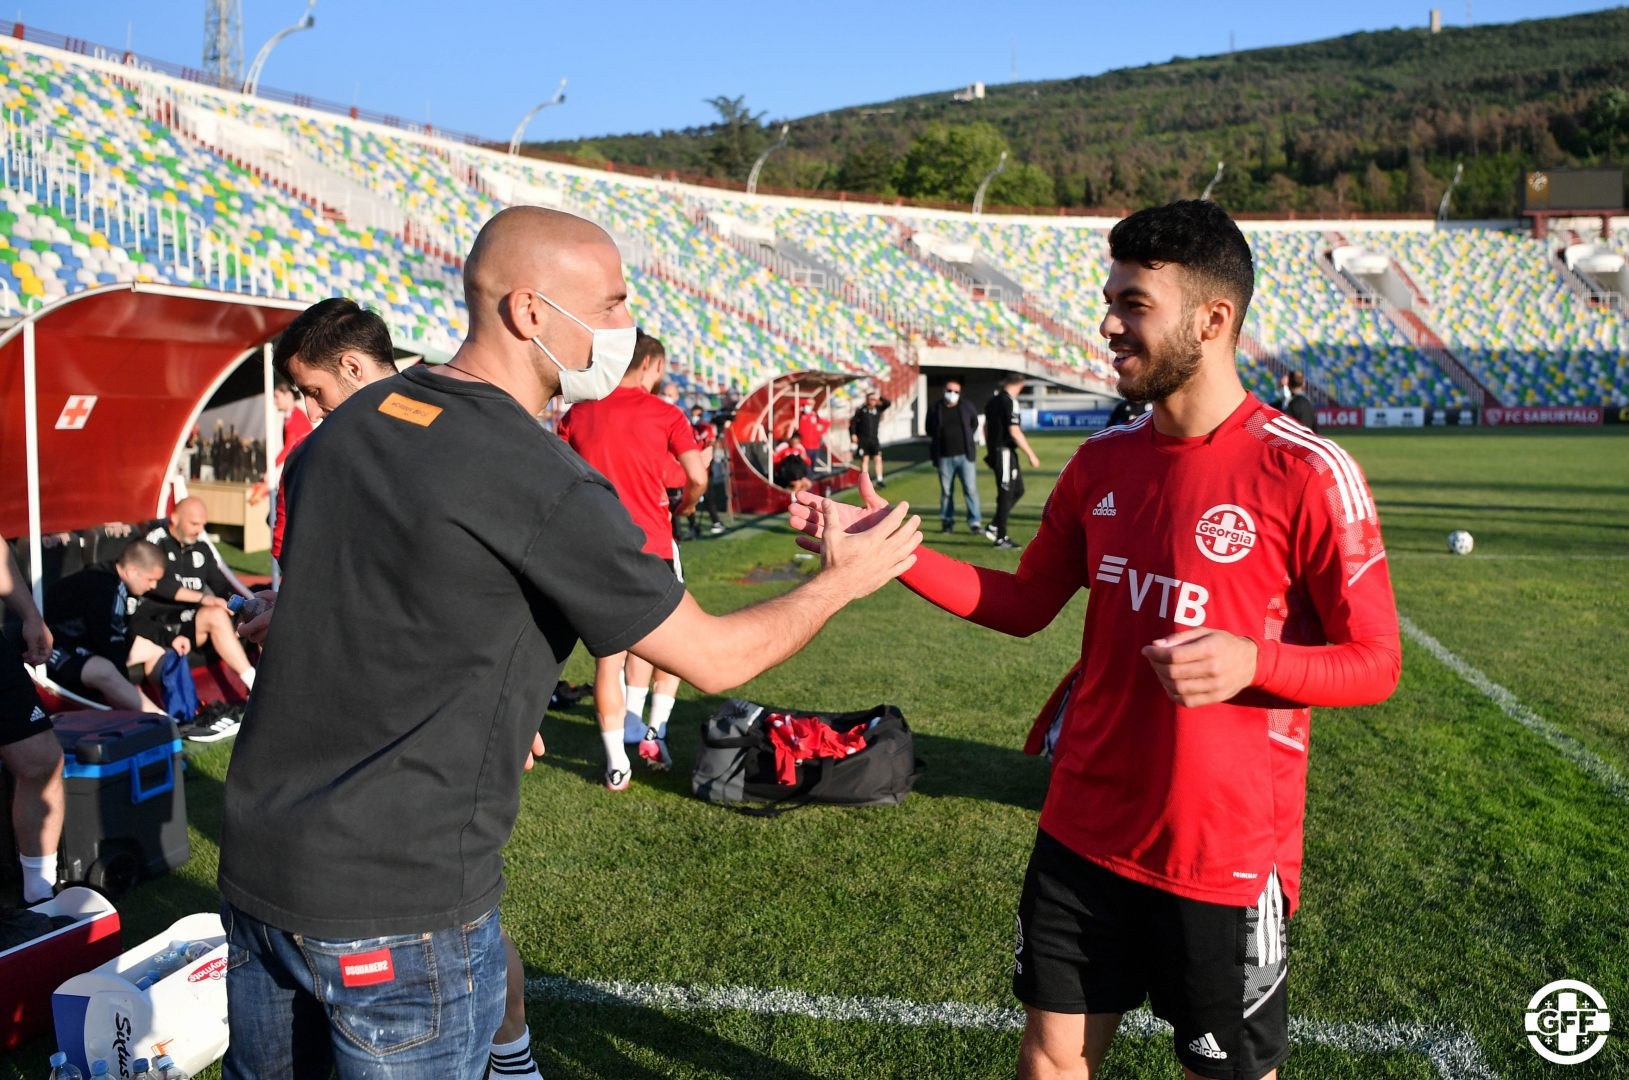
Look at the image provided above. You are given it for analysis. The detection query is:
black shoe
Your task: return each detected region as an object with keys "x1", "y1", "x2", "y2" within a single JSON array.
[
  {"x1": 992, "y1": 536, "x2": 1018, "y2": 550},
  {"x1": 182, "y1": 704, "x2": 241, "y2": 742},
  {"x1": 940, "y1": 522, "x2": 954, "y2": 533}
]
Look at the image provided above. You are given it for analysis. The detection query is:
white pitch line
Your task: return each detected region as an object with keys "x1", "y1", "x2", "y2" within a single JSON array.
[
  {"x1": 525, "y1": 975, "x2": 1496, "y2": 1080},
  {"x1": 1399, "y1": 614, "x2": 1629, "y2": 803}
]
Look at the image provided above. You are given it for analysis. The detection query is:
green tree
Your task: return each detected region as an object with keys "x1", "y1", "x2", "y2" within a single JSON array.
[
  {"x1": 704, "y1": 95, "x2": 768, "y2": 180},
  {"x1": 893, "y1": 122, "x2": 1009, "y2": 201},
  {"x1": 987, "y1": 162, "x2": 1056, "y2": 207},
  {"x1": 833, "y1": 140, "x2": 897, "y2": 194}
]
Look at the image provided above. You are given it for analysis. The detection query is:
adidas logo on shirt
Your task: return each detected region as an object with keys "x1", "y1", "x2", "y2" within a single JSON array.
[
  {"x1": 1092, "y1": 492, "x2": 1117, "y2": 517},
  {"x1": 1188, "y1": 1032, "x2": 1228, "y2": 1061}
]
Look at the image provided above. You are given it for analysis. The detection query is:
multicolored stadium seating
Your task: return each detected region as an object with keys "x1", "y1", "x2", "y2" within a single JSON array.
[{"x1": 5, "y1": 35, "x2": 1624, "y2": 407}]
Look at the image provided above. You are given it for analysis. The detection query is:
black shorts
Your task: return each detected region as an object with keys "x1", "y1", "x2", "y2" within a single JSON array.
[
  {"x1": 855, "y1": 440, "x2": 881, "y2": 457},
  {"x1": 1013, "y1": 830, "x2": 1290, "y2": 1080},
  {"x1": 0, "y1": 634, "x2": 51, "y2": 747}
]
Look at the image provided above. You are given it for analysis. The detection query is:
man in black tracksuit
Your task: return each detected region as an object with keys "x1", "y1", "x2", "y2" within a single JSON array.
[
  {"x1": 848, "y1": 391, "x2": 891, "y2": 488},
  {"x1": 983, "y1": 373, "x2": 1040, "y2": 548},
  {"x1": 1283, "y1": 370, "x2": 1319, "y2": 431}
]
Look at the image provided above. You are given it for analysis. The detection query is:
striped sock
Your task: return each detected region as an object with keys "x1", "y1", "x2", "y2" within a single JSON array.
[{"x1": 489, "y1": 1026, "x2": 542, "y2": 1078}]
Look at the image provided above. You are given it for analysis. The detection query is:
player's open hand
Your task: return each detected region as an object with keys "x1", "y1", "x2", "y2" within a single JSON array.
[
  {"x1": 1141, "y1": 628, "x2": 1258, "y2": 706},
  {"x1": 787, "y1": 471, "x2": 891, "y2": 544},
  {"x1": 804, "y1": 492, "x2": 920, "y2": 600}
]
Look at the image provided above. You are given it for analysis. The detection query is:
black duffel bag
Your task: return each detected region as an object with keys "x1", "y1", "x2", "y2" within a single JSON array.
[{"x1": 692, "y1": 700, "x2": 922, "y2": 814}]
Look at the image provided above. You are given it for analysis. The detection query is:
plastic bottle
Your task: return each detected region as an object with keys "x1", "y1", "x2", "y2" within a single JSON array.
[
  {"x1": 154, "y1": 1055, "x2": 189, "y2": 1080},
  {"x1": 88, "y1": 1064, "x2": 109, "y2": 1079},
  {"x1": 128, "y1": 1060, "x2": 154, "y2": 1080},
  {"x1": 182, "y1": 939, "x2": 214, "y2": 963},
  {"x1": 152, "y1": 940, "x2": 191, "y2": 975},
  {"x1": 47, "y1": 1052, "x2": 84, "y2": 1080}
]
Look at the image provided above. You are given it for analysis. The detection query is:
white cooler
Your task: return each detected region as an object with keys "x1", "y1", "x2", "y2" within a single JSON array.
[{"x1": 52, "y1": 912, "x2": 228, "y2": 1078}]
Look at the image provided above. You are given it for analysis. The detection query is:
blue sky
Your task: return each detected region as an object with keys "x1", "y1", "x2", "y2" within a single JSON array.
[{"x1": 39, "y1": 2, "x2": 1614, "y2": 142}]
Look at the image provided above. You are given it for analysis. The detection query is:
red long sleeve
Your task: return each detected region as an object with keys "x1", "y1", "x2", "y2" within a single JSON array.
[
  {"x1": 1249, "y1": 633, "x2": 1401, "y2": 707},
  {"x1": 899, "y1": 545, "x2": 1077, "y2": 638}
]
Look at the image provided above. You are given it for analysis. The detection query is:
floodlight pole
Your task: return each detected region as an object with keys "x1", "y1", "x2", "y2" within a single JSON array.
[
  {"x1": 1437, "y1": 161, "x2": 1464, "y2": 223},
  {"x1": 1200, "y1": 161, "x2": 1225, "y2": 201},
  {"x1": 972, "y1": 151, "x2": 1008, "y2": 215},
  {"x1": 747, "y1": 124, "x2": 790, "y2": 196},
  {"x1": 508, "y1": 79, "x2": 569, "y2": 156},
  {"x1": 242, "y1": 0, "x2": 316, "y2": 97}
]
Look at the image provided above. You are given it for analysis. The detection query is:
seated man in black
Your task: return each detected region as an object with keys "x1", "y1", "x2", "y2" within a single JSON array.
[
  {"x1": 773, "y1": 433, "x2": 814, "y2": 494},
  {"x1": 134, "y1": 497, "x2": 257, "y2": 692},
  {"x1": 44, "y1": 540, "x2": 167, "y2": 714}
]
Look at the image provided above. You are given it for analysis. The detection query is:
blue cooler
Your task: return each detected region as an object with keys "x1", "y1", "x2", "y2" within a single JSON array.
[{"x1": 52, "y1": 711, "x2": 189, "y2": 896}]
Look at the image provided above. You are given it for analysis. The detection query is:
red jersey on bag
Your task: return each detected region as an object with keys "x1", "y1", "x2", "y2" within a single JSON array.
[
  {"x1": 1018, "y1": 395, "x2": 1397, "y2": 914},
  {"x1": 559, "y1": 388, "x2": 698, "y2": 559}
]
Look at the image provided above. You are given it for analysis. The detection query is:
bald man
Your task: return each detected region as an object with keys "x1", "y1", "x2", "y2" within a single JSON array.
[
  {"x1": 134, "y1": 497, "x2": 257, "y2": 698},
  {"x1": 217, "y1": 207, "x2": 922, "y2": 1079}
]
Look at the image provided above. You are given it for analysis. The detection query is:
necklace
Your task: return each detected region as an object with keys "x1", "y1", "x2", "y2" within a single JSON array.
[{"x1": 441, "y1": 363, "x2": 498, "y2": 389}]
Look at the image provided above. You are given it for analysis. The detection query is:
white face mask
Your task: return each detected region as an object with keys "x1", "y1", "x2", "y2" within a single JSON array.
[
  {"x1": 944, "y1": 391, "x2": 960, "y2": 404},
  {"x1": 529, "y1": 290, "x2": 637, "y2": 404}
]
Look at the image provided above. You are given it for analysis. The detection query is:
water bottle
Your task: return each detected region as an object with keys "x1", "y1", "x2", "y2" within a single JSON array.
[
  {"x1": 152, "y1": 940, "x2": 190, "y2": 975},
  {"x1": 182, "y1": 939, "x2": 214, "y2": 962},
  {"x1": 154, "y1": 1055, "x2": 189, "y2": 1080},
  {"x1": 88, "y1": 1064, "x2": 109, "y2": 1079},
  {"x1": 129, "y1": 1060, "x2": 154, "y2": 1080},
  {"x1": 47, "y1": 1052, "x2": 84, "y2": 1080}
]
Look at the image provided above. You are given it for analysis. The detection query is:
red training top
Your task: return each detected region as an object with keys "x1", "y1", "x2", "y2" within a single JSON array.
[
  {"x1": 798, "y1": 411, "x2": 830, "y2": 451},
  {"x1": 559, "y1": 387, "x2": 699, "y2": 559},
  {"x1": 277, "y1": 407, "x2": 313, "y2": 467},
  {"x1": 900, "y1": 395, "x2": 1399, "y2": 915}
]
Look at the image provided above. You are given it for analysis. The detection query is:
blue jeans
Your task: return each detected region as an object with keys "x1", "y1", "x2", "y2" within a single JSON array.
[
  {"x1": 937, "y1": 454, "x2": 982, "y2": 527},
  {"x1": 222, "y1": 902, "x2": 506, "y2": 1080}
]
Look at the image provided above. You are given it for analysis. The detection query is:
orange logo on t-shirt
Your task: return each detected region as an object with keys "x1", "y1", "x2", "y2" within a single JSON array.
[{"x1": 377, "y1": 392, "x2": 443, "y2": 427}]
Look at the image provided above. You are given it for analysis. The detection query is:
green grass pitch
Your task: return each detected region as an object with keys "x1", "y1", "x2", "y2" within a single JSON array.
[{"x1": 5, "y1": 427, "x2": 1625, "y2": 1079}]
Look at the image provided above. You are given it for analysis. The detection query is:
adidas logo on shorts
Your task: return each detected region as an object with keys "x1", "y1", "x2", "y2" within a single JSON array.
[
  {"x1": 1188, "y1": 1032, "x2": 1228, "y2": 1060},
  {"x1": 1092, "y1": 492, "x2": 1117, "y2": 517}
]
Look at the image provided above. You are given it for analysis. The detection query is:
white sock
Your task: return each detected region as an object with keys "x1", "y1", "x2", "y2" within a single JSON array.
[
  {"x1": 19, "y1": 851, "x2": 57, "y2": 904},
  {"x1": 623, "y1": 685, "x2": 650, "y2": 742},
  {"x1": 648, "y1": 694, "x2": 676, "y2": 741},
  {"x1": 239, "y1": 666, "x2": 256, "y2": 690},
  {"x1": 600, "y1": 727, "x2": 630, "y2": 773},
  {"x1": 624, "y1": 685, "x2": 648, "y2": 721},
  {"x1": 489, "y1": 1025, "x2": 542, "y2": 1078}
]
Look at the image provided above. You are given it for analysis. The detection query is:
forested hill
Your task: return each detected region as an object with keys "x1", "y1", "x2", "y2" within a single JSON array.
[{"x1": 531, "y1": 7, "x2": 1629, "y2": 218}]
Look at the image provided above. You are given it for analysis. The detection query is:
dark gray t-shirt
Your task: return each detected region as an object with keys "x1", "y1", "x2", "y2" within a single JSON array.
[{"x1": 219, "y1": 367, "x2": 684, "y2": 937}]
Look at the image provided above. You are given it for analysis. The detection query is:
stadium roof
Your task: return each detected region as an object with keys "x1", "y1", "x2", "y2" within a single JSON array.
[{"x1": 0, "y1": 283, "x2": 306, "y2": 545}]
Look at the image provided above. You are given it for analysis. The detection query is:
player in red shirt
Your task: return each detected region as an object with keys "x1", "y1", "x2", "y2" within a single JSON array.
[
  {"x1": 560, "y1": 331, "x2": 707, "y2": 786},
  {"x1": 790, "y1": 200, "x2": 1400, "y2": 1080},
  {"x1": 797, "y1": 400, "x2": 831, "y2": 467}
]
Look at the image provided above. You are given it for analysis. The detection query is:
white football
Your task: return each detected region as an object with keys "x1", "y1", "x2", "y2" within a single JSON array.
[{"x1": 1447, "y1": 530, "x2": 1474, "y2": 555}]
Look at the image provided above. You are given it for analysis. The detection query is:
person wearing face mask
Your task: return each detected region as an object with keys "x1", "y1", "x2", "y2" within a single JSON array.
[
  {"x1": 797, "y1": 398, "x2": 831, "y2": 469},
  {"x1": 217, "y1": 206, "x2": 924, "y2": 1079},
  {"x1": 926, "y1": 379, "x2": 982, "y2": 534}
]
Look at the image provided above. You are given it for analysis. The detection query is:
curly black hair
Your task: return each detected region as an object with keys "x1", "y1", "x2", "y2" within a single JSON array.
[{"x1": 1108, "y1": 200, "x2": 1254, "y2": 339}]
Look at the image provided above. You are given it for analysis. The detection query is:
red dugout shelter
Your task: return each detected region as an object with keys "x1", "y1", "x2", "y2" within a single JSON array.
[
  {"x1": 0, "y1": 283, "x2": 307, "y2": 611},
  {"x1": 726, "y1": 370, "x2": 866, "y2": 514}
]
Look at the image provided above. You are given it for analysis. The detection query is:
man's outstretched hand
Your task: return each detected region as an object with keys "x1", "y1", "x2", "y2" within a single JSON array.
[
  {"x1": 787, "y1": 473, "x2": 920, "y2": 600},
  {"x1": 787, "y1": 471, "x2": 891, "y2": 547}
]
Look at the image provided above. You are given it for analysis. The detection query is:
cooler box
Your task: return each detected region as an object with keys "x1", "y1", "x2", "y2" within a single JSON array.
[
  {"x1": 53, "y1": 912, "x2": 228, "y2": 1078},
  {"x1": 0, "y1": 887, "x2": 121, "y2": 1051},
  {"x1": 53, "y1": 711, "x2": 190, "y2": 895}
]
